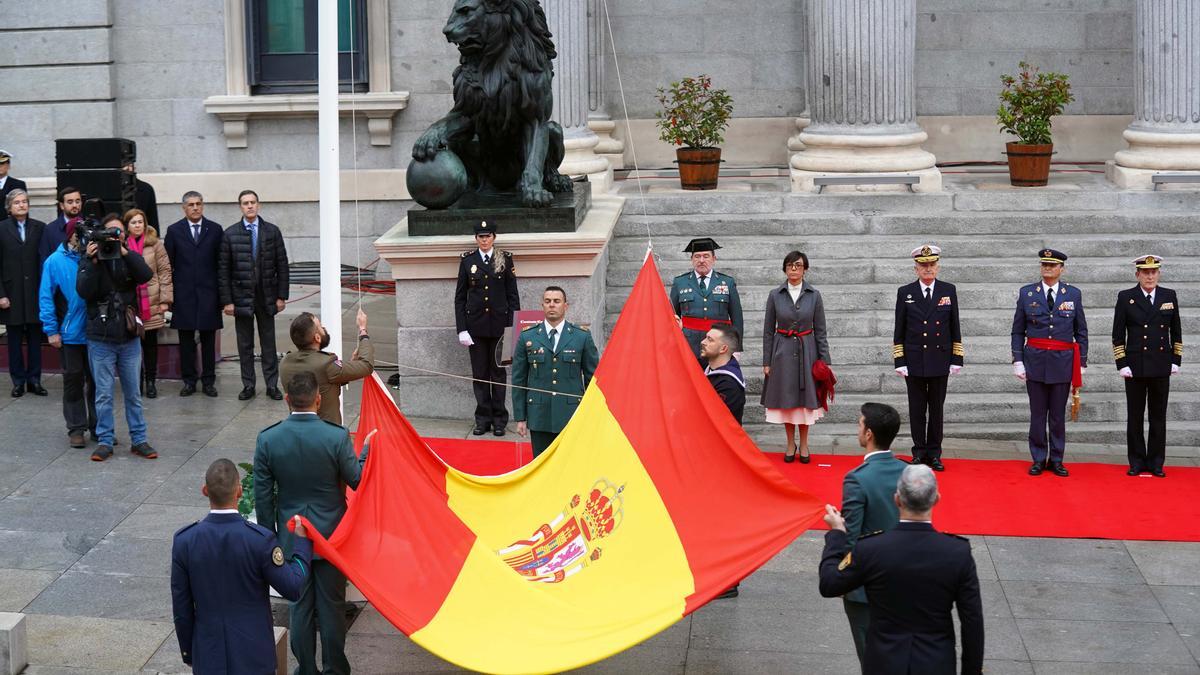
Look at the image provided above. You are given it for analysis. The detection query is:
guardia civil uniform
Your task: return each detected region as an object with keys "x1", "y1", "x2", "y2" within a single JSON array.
[
  {"x1": 669, "y1": 238, "x2": 743, "y2": 359},
  {"x1": 837, "y1": 449, "x2": 907, "y2": 666},
  {"x1": 1112, "y1": 254, "x2": 1183, "y2": 477},
  {"x1": 454, "y1": 220, "x2": 520, "y2": 435},
  {"x1": 171, "y1": 511, "x2": 311, "y2": 674},
  {"x1": 253, "y1": 412, "x2": 367, "y2": 675},
  {"x1": 279, "y1": 334, "x2": 375, "y2": 425},
  {"x1": 1011, "y1": 249, "x2": 1088, "y2": 476},
  {"x1": 511, "y1": 319, "x2": 599, "y2": 457},
  {"x1": 893, "y1": 245, "x2": 963, "y2": 470}
]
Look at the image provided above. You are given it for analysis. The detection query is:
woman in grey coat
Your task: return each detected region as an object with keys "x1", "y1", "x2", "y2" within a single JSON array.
[{"x1": 762, "y1": 251, "x2": 830, "y2": 463}]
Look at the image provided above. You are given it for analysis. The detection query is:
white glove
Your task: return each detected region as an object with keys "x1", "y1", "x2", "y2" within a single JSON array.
[
  {"x1": 1171, "y1": 364, "x2": 1180, "y2": 375},
  {"x1": 1013, "y1": 361, "x2": 1026, "y2": 381},
  {"x1": 949, "y1": 365, "x2": 962, "y2": 375},
  {"x1": 457, "y1": 330, "x2": 474, "y2": 347},
  {"x1": 1119, "y1": 367, "x2": 1133, "y2": 379},
  {"x1": 895, "y1": 366, "x2": 908, "y2": 377}
]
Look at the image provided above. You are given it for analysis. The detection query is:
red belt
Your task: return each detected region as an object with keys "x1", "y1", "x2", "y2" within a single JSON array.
[
  {"x1": 776, "y1": 328, "x2": 813, "y2": 338},
  {"x1": 681, "y1": 316, "x2": 731, "y2": 332},
  {"x1": 1026, "y1": 337, "x2": 1082, "y2": 388}
]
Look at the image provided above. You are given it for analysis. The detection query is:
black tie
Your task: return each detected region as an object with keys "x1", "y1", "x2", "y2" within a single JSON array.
[
  {"x1": 192, "y1": 224, "x2": 200, "y2": 242},
  {"x1": 924, "y1": 287, "x2": 931, "y2": 302},
  {"x1": 483, "y1": 254, "x2": 490, "y2": 266},
  {"x1": 1146, "y1": 292, "x2": 1153, "y2": 304},
  {"x1": 548, "y1": 328, "x2": 558, "y2": 351},
  {"x1": 699, "y1": 275, "x2": 707, "y2": 290},
  {"x1": 1047, "y1": 287, "x2": 1055, "y2": 307}
]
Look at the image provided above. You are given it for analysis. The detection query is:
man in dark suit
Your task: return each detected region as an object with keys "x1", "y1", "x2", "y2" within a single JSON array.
[
  {"x1": 454, "y1": 220, "x2": 519, "y2": 436},
  {"x1": 171, "y1": 458, "x2": 312, "y2": 674},
  {"x1": 38, "y1": 187, "x2": 83, "y2": 263},
  {"x1": 219, "y1": 189, "x2": 289, "y2": 401},
  {"x1": 1011, "y1": 249, "x2": 1089, "y2": 477},
  {"x1": 0, "y1": 150, "x2": 27, "y2": 215},
  {"x1": 165, "y1": 191, "x2": 224, "y2": 397},
  {"x1": 255, "y1": 371, "x2": 368, "y2": 675},
  {"x1": 0, "y1": 189, "x2": 48, "y2": 396},
  {"x1": 820, "y1": 464, "x2": 984, "y2": 675},
  {"x1": 893, "y1": 245, "x2": 962, "y2": 471},
  {"x1": 1113, "y1": 254, "x2": 1183, "y2": 478},
  {"x1": 837, "y1": 401, "x2": 907, "y2": 668}
]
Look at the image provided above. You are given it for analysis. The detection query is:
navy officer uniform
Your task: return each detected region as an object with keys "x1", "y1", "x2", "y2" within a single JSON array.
[
  {"x1": 454, "y1": 220, "x2": 520, "y2": 436},
  {"x1": 705, "y1": 357, "x2": 746, "y2": 425},
  {"x1": 1113, "y1": 254, "x2": 1183, "y2": 477},
  {"x1": 171, "y1": 511, "x2": 311, "y2": 674},
  {"x1": 892, "y1": 245, "x2": 963, "y2": 471},
  {"x1": 1011, "y1": 248, "x2": 1088, "y2": 477},
  {"x1": 670, "y1": 238, "x2": 743, "y2": 359},
  {"x1": 819, "y1": 523, "x2": 984, "y2": 675},
  {"x1": 512, "y1": 317, "x2": 599, "y2": 457}
]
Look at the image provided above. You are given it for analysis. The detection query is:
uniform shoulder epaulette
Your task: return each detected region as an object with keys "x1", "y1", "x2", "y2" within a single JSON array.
[
  {"x1": 461, "y1": 250, "x2": 472, "y2": 258},
  {"x1": 942, "y1": 531, "x2": 969, "y2": 542},
  {"x1": 858, "y1": 529, "x2": 885, "y2": 540},
  {"x1": 322, "y1": 419, "x2": 349, "y2": 431},
  {"x1": 520, "y1": 324, "x2": 540, "y2": 334},
  {"x1": 673, "y1": 271, "x2": 691, "y2": 280},
  {"x1": 173, "y1": 521, "x2": 200, "y2": 537},
  {"x1": 502, "y1": 250, "x2": 513, "y2": 257},
  {"x1": 261, "y1": 419, "x2": 284, "y2": 433},
  {"x1": 243, "y1": 519, "x2": 272, "y2": 537}
]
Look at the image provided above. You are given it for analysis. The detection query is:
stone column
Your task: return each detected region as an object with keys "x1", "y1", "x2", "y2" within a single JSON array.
[
  {"x1": 587, "y1": 0, "x2": 625, "y2": 170},
  {"x1": 1107, "y1": 0, "x2": 1200, "y2": 188},
  {"x1": 791, "y1": 0, "x2": 940, "y2": 192},
  {"x1": 544, "y1": 0, "x2": 612, "y2": 193}
]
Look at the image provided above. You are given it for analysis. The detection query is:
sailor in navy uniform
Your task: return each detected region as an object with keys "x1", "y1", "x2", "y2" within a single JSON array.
[
  {"x1": 1113, "y1": 254, "x2": 1183, "y2": 477},
  {"x1": 171, "y1": 458, "x2": 311, "y2": 674},
  {"x1": 1011, "y1": 249, "x2": 1088, "y2": 477},
  {"x1": 670, "y1": 238, "x2": 743, "y2": 360},
  {"x1": 700, "y1": 323, "x2": 745, "y2": 600},
  {"x1": 454, "y1": 220, "x2": 520, "y2": 436},
  {"x1": 892, "y1": 245, "x2": 963, "y2": 471}
]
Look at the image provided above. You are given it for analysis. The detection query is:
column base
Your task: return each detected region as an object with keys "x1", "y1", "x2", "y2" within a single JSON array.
[
  {"x1": 1105, "y1": 160, "x2": 1200, "y2": 190},
  {"x1": 790, "y1": 167, "x2": 942, "y2": 193},
  {"x1": 588, "y1": 119, "x2": 626, "y2": 170},
  {"x1": 786, "y1": 115, "x2": 812, "y2": 152},
  {"x1": 560, "y1": 132, "x2": 613, "y2": 194},
  {"x1": 1109, "y1": 129, "x2": 1200, "y2": 189}
]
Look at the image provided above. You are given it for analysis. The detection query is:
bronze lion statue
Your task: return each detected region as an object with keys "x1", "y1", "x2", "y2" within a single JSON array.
[{"x1": 409, "y1": 0, "x2": 574, "y2": 209}]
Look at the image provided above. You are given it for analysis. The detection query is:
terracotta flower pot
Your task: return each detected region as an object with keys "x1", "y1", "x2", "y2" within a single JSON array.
[
  {"x1": 676, "y1": 147, "x2": 722, "y2": 190},
  {"x1": 1005, "y1": 142, "x2": 1053, "y2": 187}
]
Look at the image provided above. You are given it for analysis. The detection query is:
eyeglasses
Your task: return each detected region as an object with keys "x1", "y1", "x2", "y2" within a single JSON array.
[{"x1": 785, "y1": 263, "x2": 806, "y2": 270}]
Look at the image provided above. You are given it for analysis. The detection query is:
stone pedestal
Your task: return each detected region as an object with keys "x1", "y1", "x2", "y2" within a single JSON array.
[
  {"x1": 1107, "y1": 0, "x2": 1200, "y2": 189},
  {"x1": 787, "y1": 112, "x2": 811, "y2": 153},
  {"x1": 545, "y1": 0, "x2": 612, "y2": 193},
  {"x1": 0, "y1": 613, "x2": 27, "y2": 675},
  {"x1": 791, "y1": 0, "x2": 940, "y2": 193},
  {"x1": 375, "y1": 195, "x2": 624, "y2": 421}
]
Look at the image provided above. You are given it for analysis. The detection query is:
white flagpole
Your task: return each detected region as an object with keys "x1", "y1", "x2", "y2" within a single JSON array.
[{"x1": 318, "y1": 0, "x2": 344, "y2": 372}]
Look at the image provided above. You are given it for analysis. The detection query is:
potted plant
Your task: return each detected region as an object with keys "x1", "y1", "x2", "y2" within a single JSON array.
[
  {"x1": 996, "y1": 61, "x2": 1074, "y2": 187},
  {"x1": 655, "y1": 75, "x2": 734, "y2": 190}
]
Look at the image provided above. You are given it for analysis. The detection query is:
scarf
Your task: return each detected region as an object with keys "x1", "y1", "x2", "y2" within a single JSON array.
[{"x1": 127, "y1": 234, "x2": 151, "y2": 321}]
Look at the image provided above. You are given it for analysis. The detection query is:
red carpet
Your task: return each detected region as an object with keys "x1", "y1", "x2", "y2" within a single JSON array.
[{"x1": 423, "y1": 438, "x2": 1200, "y2": 542}]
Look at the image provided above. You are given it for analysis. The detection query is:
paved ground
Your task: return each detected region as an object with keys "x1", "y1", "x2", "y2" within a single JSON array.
[{"x1": 2, "y1": 286, "x2": 1200, "y2": 673}]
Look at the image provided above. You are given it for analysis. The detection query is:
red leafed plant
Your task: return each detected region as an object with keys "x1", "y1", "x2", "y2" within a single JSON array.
[{"x1": 655, "y1": 75, "x2": 734, "y2": 149}]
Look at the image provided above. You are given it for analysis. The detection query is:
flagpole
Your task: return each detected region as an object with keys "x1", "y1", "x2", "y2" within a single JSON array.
[{"x1": 318, "y1": 0, "x2": 344, "y2": 397}]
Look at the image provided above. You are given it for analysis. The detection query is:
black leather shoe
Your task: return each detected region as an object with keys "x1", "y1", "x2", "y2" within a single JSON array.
[
  {"x1": 929, "y1": 458, "x2": 945, "y2": 472},
  {"x1": 266, "y1": 387, "x2": 283, "y2": 401},
  {"x1": 1050, "y1": 463, "x2": 1069, "y2": 477},
  {"x1": 493, "y1": 426, "x2": 506, "y2": 437},
  {"x1": 27, "y1": 382, "x2": 47, "y2": 396},
  {"x1": 203, "y1": 385, "x2": 219, "y2": 398},
  {"x1": 238, "y1": 387, "x2": 255, "y2": 401},
  {"x1": 472, "y1": 423, "x2": 491, "y2": 436},
  {"x1": 716, "y1": 585, "x2": 739, "y2": 599},
  {"x1": 909, "y1": 456, "x2": 924, "y2": 465},
  {"x1": 11, "y1": 386, "x2": 23, "y2": 398},
  {"x1": 180, "y1": 383, "x2": 196, "y2": 397},
  {"x1": 1152, "y1": 469, "x2": 1167, "y2": 478},
  {"x1": 145, "y1": 381, "x2": 157, "y2": 399},
  {"x1": 1028, "y1": 463, "x2": 1044, "y2": 476},
  {"x1": 1127, "y1": 467, "x2": 1141, "y2": 476}
]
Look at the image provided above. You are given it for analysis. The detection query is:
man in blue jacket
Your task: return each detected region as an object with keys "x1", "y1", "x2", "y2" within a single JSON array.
[
  {"x1": 171, "y1": 458, "x2": 311, "y2": 674},
  {"x1": 39, "y1": 221, "x2": 96, "y2": 449}
]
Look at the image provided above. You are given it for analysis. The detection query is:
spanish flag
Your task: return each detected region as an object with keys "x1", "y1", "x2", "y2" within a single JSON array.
[{"x1": 306, "y1": 254, "x2": 825, "y2": 674}]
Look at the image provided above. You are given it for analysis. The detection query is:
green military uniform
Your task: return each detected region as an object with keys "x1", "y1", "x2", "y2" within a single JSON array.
[
  {"x1": 279, "y1": 335, "x2": 375, "y2": 425},
  {"x1": 253, "y1": 413, "x2": 367, "y2": 675},
  {"x1": 839, "y1": 450, "x2": 907, "y2": 666},
  {"x1": 512, "y1": 320, "x2": 599, "y2": 457},
  {"x1": 669, "y1": 238, "x2": 743, "y2": 359}
]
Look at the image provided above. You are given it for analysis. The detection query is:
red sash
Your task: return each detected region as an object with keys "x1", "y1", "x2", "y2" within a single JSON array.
[
  {"x1": 681, "y1": 316, "x2": 731, "y2": 332},
  {"x1": 1026, "y1": 337, "x2": 1082, "y2": 388},
  {"x1": 776, "y1": 328, "x2": 814, "y2": 338}
]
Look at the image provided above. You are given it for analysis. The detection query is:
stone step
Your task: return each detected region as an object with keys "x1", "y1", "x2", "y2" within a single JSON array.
[
  {"x1": 740, "y1": 420, "x2": 1200, "y2": 448},
  {"x1": 607, "y1": 256, "x2": 1200, "y2": 286},
  {"x1": 605, "y1": 281, "x2": 1200, "y2": 314}
]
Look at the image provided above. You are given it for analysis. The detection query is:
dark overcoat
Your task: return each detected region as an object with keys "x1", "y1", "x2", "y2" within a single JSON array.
[
  {"x1": 164, "y1": 217, "x2": 224, "y2": 330},
  {"x1": 0, "y1": 216, "x2": 46, "y2": 325},
  {"x1": 761, "y1": 281, "x2": 830, "y2": 410}
]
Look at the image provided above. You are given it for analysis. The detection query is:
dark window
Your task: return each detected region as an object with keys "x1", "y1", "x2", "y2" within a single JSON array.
[{"x1": 247, "y1": 0, "x2": 368, "y2": 95}]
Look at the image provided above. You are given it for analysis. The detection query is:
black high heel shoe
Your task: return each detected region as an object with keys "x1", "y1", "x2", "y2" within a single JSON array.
[
  {"x1": 784, "y1": 445, "x2": 797, "y2": 463},
  {"x1": 798, "y1": 448, "x2": 811, "y2": 464}
]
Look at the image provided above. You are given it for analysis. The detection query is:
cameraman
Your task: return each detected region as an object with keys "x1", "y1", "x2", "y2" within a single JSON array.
[{"x1": 76, "y1": 213, "x2": 157, "y2": 462}]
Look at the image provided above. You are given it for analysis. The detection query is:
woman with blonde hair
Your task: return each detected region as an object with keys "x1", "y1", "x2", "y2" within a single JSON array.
[{"x1": 123, "y1": 208, "x2": 173, "y2": 398}]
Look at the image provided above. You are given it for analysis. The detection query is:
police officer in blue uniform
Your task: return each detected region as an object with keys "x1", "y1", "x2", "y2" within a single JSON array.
[
  {"x1": 1011, "y1": 249, "x2": 1088, "y2": 477},
  {"x1": 1113, "y1": 254, "x2": 1183, "y2": 477},
  {"x1": 171, "y1": 458, "x2": 311, "y2": 674},
  {"x1": 670, "y1": 238, "x2": 743, "y2": 360},
  {"x1": 454, "y1": 220, "x2": 520, "y2": 436},
  {"x1": 893, "y1": 245, "x2": 963, "y2": 471}
]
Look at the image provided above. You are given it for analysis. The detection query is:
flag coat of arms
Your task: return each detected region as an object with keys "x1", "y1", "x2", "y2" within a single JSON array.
[{"x1": 301, "y1": 255, "x2": 825, "y2": 674}]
